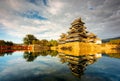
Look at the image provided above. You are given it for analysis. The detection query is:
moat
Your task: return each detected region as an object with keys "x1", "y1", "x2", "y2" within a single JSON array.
[{"x1": 0, "y1": 49, "x2": 120, "y2": 81}]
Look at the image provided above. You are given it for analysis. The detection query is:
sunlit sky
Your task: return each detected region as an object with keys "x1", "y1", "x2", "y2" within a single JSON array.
[{"x1": 0, "y1": 0, "x2": 120, "y2": 43}]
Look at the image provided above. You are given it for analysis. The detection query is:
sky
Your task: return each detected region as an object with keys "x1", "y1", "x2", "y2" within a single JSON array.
[{"x1": 0, "y1": 0, "x2": 120, "y2": 43}]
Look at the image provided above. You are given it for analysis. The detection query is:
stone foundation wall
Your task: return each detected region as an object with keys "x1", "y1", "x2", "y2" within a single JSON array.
[{"x1": 51, "y1": 42, "x2": 102, "y2": 56}]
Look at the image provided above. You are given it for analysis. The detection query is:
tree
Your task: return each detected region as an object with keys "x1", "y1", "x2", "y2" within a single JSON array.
[
  {"x1": 48, "y1": 40, "x2": 58, "y2": 46},
  {"x1": 36, "y1": 39, "x2": 48, "y2": 46},
  {"x1": 5, "y1": 41, "x2": 14, "y2": 46},
  {"x1": 32, "y1": 40, "x2": 39, "y2": 44},
  {"x1": 109, "y1": 39, "x2": 120, "y2": 44},
  {"x1": 23, "y1": 34, "x2": 38, "y2": 45},
  {"x1": 0, "y1": 40, "x2": 14, "y2": 46},
  {"x1": 0, "y1": 40, "x2": 6, "y2": 46}
]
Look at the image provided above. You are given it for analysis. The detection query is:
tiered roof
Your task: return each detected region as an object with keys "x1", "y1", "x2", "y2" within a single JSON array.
[{"x1": 58, "y1": 17, "x2": 101, "y2": 44}]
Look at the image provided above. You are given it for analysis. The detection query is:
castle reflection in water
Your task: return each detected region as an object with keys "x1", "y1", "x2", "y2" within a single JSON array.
[
  {"x1": 58, "y1": 53, "x2": 101, "y2": 78},
  {"x1": 0, "y1": 48, "x2": 120, "y2": 78}
]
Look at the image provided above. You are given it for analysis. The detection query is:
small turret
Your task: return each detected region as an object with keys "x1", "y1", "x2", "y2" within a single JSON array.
[{"x1": 58, "y1": 33, "x2": 67, "y2": 44}]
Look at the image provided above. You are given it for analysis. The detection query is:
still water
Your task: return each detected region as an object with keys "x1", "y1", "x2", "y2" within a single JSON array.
[{"x1": 0, "y1": 50, "x2": 120, "y2": 81}]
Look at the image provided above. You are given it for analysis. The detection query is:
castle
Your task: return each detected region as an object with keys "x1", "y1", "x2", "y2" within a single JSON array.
[{"x1": 58, "y1": 18, "x2": 102, "y2": 44}]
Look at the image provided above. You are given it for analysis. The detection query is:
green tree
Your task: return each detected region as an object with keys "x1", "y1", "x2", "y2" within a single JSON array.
[
  {"x1": 0, "y1": 40, "x2": 13, "y2": 46},
  {"x1": 23, "y1": 34, "x2": 38, "y2": 45},
  {"x1": 5, "y1": 41, "x2": 14, "y2": 46},
  {"x1": 0, "y1": 40, "x2": 6, "y2": 46},
  {"x1": 40, "y1": 39, "x2": 49, "y2": 46},
  {"x1": 32, "y1": 40, "x2": 40, "y2": 44},
  {"x1": 48, "y1": 40, "x2": 58, "y2": 46},
  {"x1": 109, "y1": 39, "x2": 120, "y2": 44}
]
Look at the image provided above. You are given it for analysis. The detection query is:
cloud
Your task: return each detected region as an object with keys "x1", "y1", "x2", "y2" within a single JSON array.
[
  {"x1": 0, "y1": 0, "x2": 120, "y2": 43},
  {"x1": 19, "y1": 10, "x2": 48, "y2": 20},
  {"x1": 0, "y1": 55, "x2": 65, "y2": 81},
  {"x1": 47, "y1": 0, "x2": 65, "y2": 15}
]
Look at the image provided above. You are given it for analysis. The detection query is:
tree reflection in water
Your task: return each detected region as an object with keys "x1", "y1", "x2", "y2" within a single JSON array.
[
  {"x1": 23, "y1": 50, "x2": 58, "y2": 62},
  {"x1": 1, "y1": 48, "x2": 120, "y2": 79},
  {"x1": 0, "y1": 50, "x2": 14, "y2": 56},
  {"x1": 58, "y1": 53, "x2": 102, "y2": 78}
]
